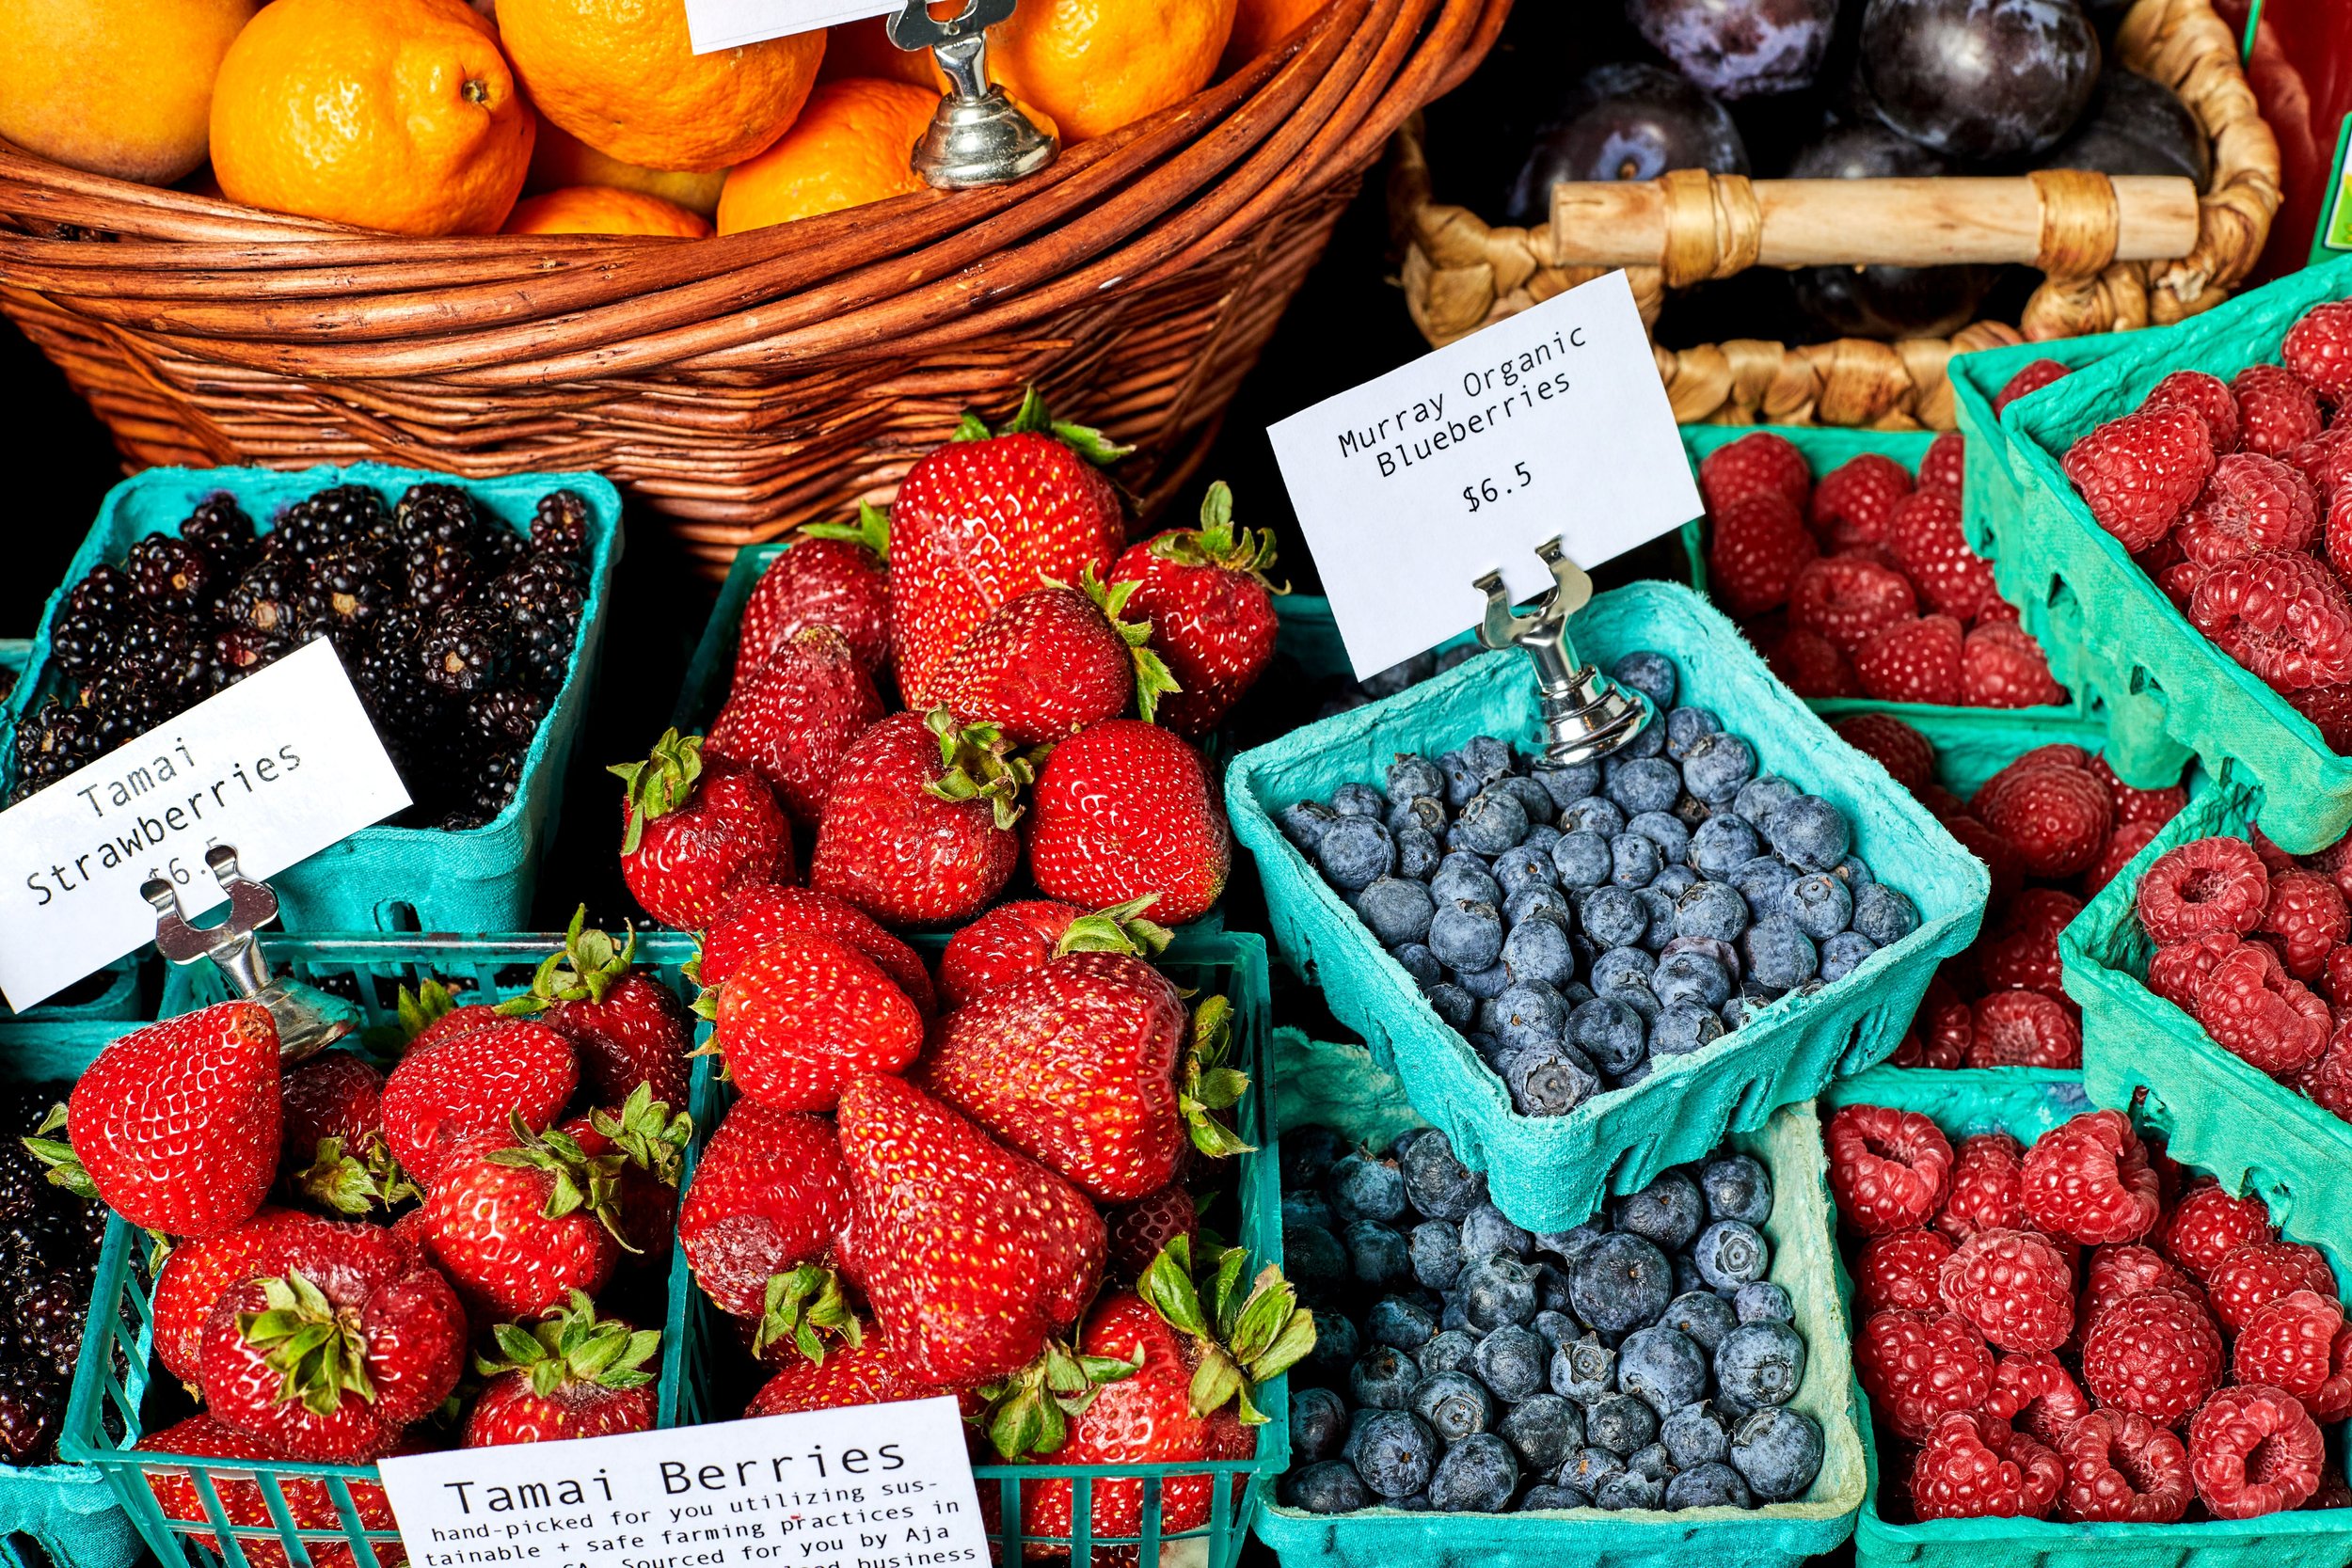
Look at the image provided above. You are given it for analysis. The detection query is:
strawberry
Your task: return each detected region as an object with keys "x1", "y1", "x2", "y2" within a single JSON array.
[
  {"x1": 564, "y1": 1087, "x2": 695, "y2": 1265},
  {"x1": 1107, "y1": 483, "x2": 1282, "y2": 736},
  {"x1": 708, "y1": 626, "x2": 884, "y2": 827},
  {"x1": 279, "y1": 1052, "x2": 418, "y2": 1219},
  {"x1": 497, "y1": 908, "x2": 694, "y2": 1108},
  {"x1": 736, "y1": 505, "x2": 893, "y2": 682},
  {"x1": 692, "y1": 883, "x2": 937, "y2": 1016},
  {"x1": 610, "y1": 730, "x2": 791, "y2": 929},
  {"x1": 921, "y1": 958, "x2": 1245, "y2": 1204},
  {"x1": 1028, "y1": 720, "x2": 1231, "y2": 925},
  {"x1": 938, "y1": 896, "x2": 1172, "y2": 1009},
  {"x1": 809, "y1": 709, "x2": 1029, "y2": 927},
  {"x1": 151, "y1": 1208, "x2": 347, "y2": 1386},
  {"x1": 463, "y1": 1291, "x2": 660, "y2": 1447},
  {"x1": 378, "y1": 1016, "x2": 577, "y2": 1188},
  {"x1": 678, "y1": 1101, "x2": 857, "y2": 1359},
  {"x1": 930, "y1": 569, "x2": 1176, "y2": 743},
  {"x1": 1853, "y1": 615, "x2": 1964, "y2": 705},
  {"x1": 699, "y1": 931, "x2": 924, "y2": 1112},
  {"x1": 396, "y1": 978, "x2": 501, "y2": 1053},
  {"x1": 835, "y1": 1072, "x2": 1107, "y2": 1389},
  {"x1": 748, "y1": 1331, "x2": 930, "y2": 1415},
  {"x1": 136, "y1": 1415, "x2": 402, "y2": 1568},
  {"x1": 65, "y1": 1002, "x2": 280, "y2": 1238},
  {"x1": 889, "y1": 391, "x2": 1130, "y2": 705},
  {"x1": 421, "y1": 1117, "x2": 631, "y2": 1319},
  {"x1": 1106, "y1": 1184, "x2": 1201, "y2": 1279}
]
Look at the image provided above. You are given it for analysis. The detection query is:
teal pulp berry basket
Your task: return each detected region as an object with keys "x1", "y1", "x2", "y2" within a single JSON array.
[
  {"x1": 2058, "y1": 770, "x2": 2352, "y2": 1272},
  {"x1": 84, "y1": 932, "x2": 716, "y2": 1568},
  {"x1": 1250, "y1": 1030, "x2": 1866, "y2": 1568},
  {"x1": 1821, "y1": 1064, "x2": 2352, "y2": 1568},
  {"x1": 1224, "y1": 579, "x2": 1989, "y2": 1232},
  {"x1": 2, "y1": 463, "x2": 623, "y2": 930},
  {"x1": 2000, "y1": 254, "x2": 2352, "y2": 845},
  {"x1": 1947, "y1": 331, "x2": 2138, "y2": 569}
]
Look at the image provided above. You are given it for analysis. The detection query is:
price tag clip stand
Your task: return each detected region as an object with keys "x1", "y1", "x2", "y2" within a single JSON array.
[
  {"x1": 1474, "y1": 537, "x2": 1651, "y2": 766},
  {"x1": 889, "y1": 0, "x2": 1057, "y2": 189},
  {"x1": 145, "y1": 845, "x2": 358, "y2": 1060}
]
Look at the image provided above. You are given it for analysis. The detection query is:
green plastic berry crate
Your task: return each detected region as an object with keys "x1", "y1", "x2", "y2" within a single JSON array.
[
  {"x1": 83, "y1": 932, "x2": 717, "y2": 1568},
  {"x1": 2001, "y1": 253, "x2": 2352, "y2": 848},
  {"x1": 1947, "y1": 331, "x2": 2137, "y2": 572},
  {"x1": 1821, "y1": 1064, "x2": 2352, "y2": 1568},
  {"x1": 1251, "y1": 1035, "x2": 1866, "y2": 1568},
  {"x1": 1, "y1": 463, "x2": 623, "y2": 931},
  {"x1": 1224, "y1": 578, "x2": 1990, "y2": 1233}
]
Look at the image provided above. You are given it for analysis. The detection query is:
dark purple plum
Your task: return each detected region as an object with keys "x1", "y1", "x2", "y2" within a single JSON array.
[
  {"x1": 1626, "y1": 0, "x2": 1840, "y2": 100},
  {"x1": 1786, "y1": 122, "x2": 1993, "y2": 340},
  {"x1": 1507, "y1": 63, "x2": 1748, "y2": 225},
  {"x1": 2040, "y1": 68, "x2": 2209, "y2": 189},
  {"x1": 1860, "y1": 0, "x2": 2101, "y2": 162}
]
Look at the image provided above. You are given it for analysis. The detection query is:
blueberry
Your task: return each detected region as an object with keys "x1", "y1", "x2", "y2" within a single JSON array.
[
  {"x1": 1586, "y1": 1393, "x2": 1660, "y2": 1457},
  {"x1": 1426, "y1": 983, "x2": 1476, "y2": 1029},
  {"x1": 1486, "y1": 980, "x2": 1567, "y2": 1054},
  {"x1": 1441, "y1": 752, "x2": 1483, "y2": 809},
  {"x1": 1463, "y1": 735, "x2": 1518, "y2": 783},
  {"x1": 1400, "y1": 1131, "x2": 1486, "y2": 1221},
  {"x1": 1456, "y1": 790, "x2": 1531, "y2": 855},
  {"x1": 1606, "y1": 758, "x2": 1682, "y2": 818},
  {"x1": 1565, "y1": 998, "x2": 1646, "y2": 1078},
  {"x1": 1282, "y1": 1125, "x2": 1346, "y2": 1190},
  {"x1": 1618, "y1": 1325, "x2": 1709, "y2": 1418},
  {"x1": 1836, "y1": 853, "x2": 1875, "y2": 887},
  {"x1": 1680, "y1": 732, "x2": 1757, "y2": 804},
  {"x1": 1661, "y1": 1402, "x2": 1732, "y2": 1468},
  {"x1": 1350, "y1": 1409, "x2": 1438, "y2": 1498},
  {"x1": 1692, "y1": 1221, "x2": 1769, "y2": 1292},
  {"x1": 1635, "y1": 889, "x2": 1677, "y2": 953},
  {"x1": 1470, "y1": 1323, "x2": 1548, "y2": 1404},
  {"x1": 1440, "y1": 1298, "x2": 1471, "y2": 1333},
  {"x1": 1730, "y1": 856, "x2": 1798, "y2": 923},
  {"x1": 1429, "y1": 1433, "x2": 1520, "y2": 1513},
  {"x1": 1690, "y1": 815, "x2": 1762, "y2": 879},
  {"x1": 1536, "y1": 1223, "x2": 1610, "y2": 1269},
  {"x1": 1291, "y1": 1386, "x2": 1349, "y2": 1464},
  {"x1": 1388, "y1": 755, "x2": 1446, "y2": 802},
  {"x1": 1570, "y1": 1234, "x2": 1675, "y2": 1333},
  {"x1": 1737, "y1": 1282, "x2": 1794, "y2": 1324},
  {"x1": 1714, "y1": 1321, "x2": 1805, "y2": 1414},
  {"x1": 1581, "y1": 886, "x2": 1650, "y2": 949},
  {"x1": 1460, "y1": 1203, "x2": 1534, "y2": 1262},
  {"x1": 1410, "y1": 1370, "x2": 1494, "y2": 1444},
  {"x1": 1390, "y1": 942, "x2": 1442, "y2": 989},
  {"x1": 1431, "y1": 855, "x2": 1502, "y2": 908},
  {"x1": 1700, "y1": 1155, "x2": 1773, "y2": 1226},
  {"x1": 1627, "y1": 1442, "x2": 1676, "y2": 1483},
  {"x1": 1281, "y1": 1183, "x2": 1335, "y2": 1228},
  {"x1": 1492, "y1": 844, "x2": 1558, "y2": 897},
  {"x1": 1534, "y1": 761, "x2": 1601, "y2": 809},
  {"x1": 1561, "y1": 1446, "x2": 1625, "y2": 1494},
  {"x1": 1653, "y1": 949, "x2": 1733, "y2": 1011},
  {"x1": 1304, "y1": 1311, "x2": 1359, "y2": 1379},
  {"x1": 1462, "y1": 1253, "x2": 1539, "y2": 1330},
  {"x1": 1852, "y1": 882, "x2": 1919, "y2": 946},
  {"x1": 1674, "y1": 1253, "x2": 1708, "y2": 1298},
  {"x1": 1719, "y1": 992, "x2": 1758, "y2": 1031},
  {"x1": 1532, "y1": 1309, "x2": 1581, "y2": 1353},
  {"x1": 1502, "y1": 914, "x2": 1576, "y2": 988},
  {"x1": 1613, "y1": 1170, "x2": 1704, "y2": 1251},
  {"x1": 1740, "y1": 917, "x2": 1819, "y2": 991},
  {"x1": 1357, "y1": 876, "x2": 1437, "y2": 948},
  {"x1": 1319, "y1": 817, "x2": 1397, "y2": 891},
  {"x1": 1410, "y1": 1221, "x2": 1467, "y2": 1291},
  {"x1": 1524, "y1": 824, "x2": 1563, "y2": 857},
  {"x1": 1652, "y1": 1003, "x2": 1725, "y2": 1058},
  {"x1": 1456, "y1": 962, "x2": 1510, "y2": 1001},
  {"x1": 1595, "y1": 1470, "x2": 1665, "y2": 1510},
  {"x1": 1559, "y1": 798, "x2": 1628, "y2": 838},
  {"x1": 1281, "y1": 800, "x2": 1340, "y2": 855},
  {"x1": 1519, "y1": 1484, "x2": 1592, "y2": 1513},
  {"x1": 1333, "y1": 782, "x2": 1388, "y2": 819},
  {"x1": 1347, "y1": 1222, "x2": 1415, "y2": 1291},
  {"x1": 1609, "y1": 832, "x2": 1664, "y2": 889},
  {"x1": 1661, "y1": 1291, "x2": 1740, "y2": 1354},
  {"x1": 1626, "y1": 811, "x2": 1692, "y2": 868},
  {"x1": 1389, "y1": 796, "x2": 1449, "y2": 841},
  {"x1": 1420, "y1": 1327, "x2": 1479, "y2": 1377},
  {"x1": 1819, "y1": 930, "x2": 1878, "y2": 983},
  {"x1": 1666, "y1": 1463, "x2": 1752, "y2": 1511},
  {"x1": 1652, "y1": 863, "x2": 1699, "y2": 899},
  {"x1": 1391, "y1": 1492, "x2": 1433, "y2": 1512},
  {"x1": 1499, "y1": 1393, "x2": 1583, "y2": 1473},
  {"x1": 1534, "y1": 1259, "x2": 1575, "y2": 1316},
  {"x1": 1729, "y1": 1406, "x2": 1824, "y2": 1501},
  {"x1": 1590, "y1": 943, "x2": 1656, "y2": 996},
  {"x1": 1329, "y1": 1155, "x2": 1408, "y2": 1225},
  {"x1": 1781, "y1": 873, "x2": 1852, "y2": 941},
  {"x1": 1429, "y1": 899, "x2": 1506, "y2": 972},
  {"x1": 1621, "y1": 716, "x2": 1669, "y2": 761},
  {"x1": 1734, "y1": 775, "x2": 1802, "y2": 825},
  {"x1": 1285, "y1": 1223, "x2": 1349, "y2": 1300},
  {"x1": 1505, "y1": 886, "x2": 1573, "y2": 933},
  {"x1": 1665, "y1": 706, "x2": 1721, "y2": 759},
  {"x1": 1499, "y1": 775, "x2": 1558, "y2": 828},
  {"x1": 1670, "y1": 879, "x2": 1750, "y2": 944},
  {"x1": 1761, "y1": 796, "x2": 1850, "y2": 871},
  {"x1": 1550, "y1": 1335, "x2": 1615, "y2": 1405},
  {"x1": 1613, "y1": 652, "x2": 1677, "y2": 711},
  {"x1": 1350, "y1": 1346, "x2": 1425, "y2": 1411},
  {"x1": 1504, "y1": 1044, "x2": 1599, "y2": 1117},
  {"x1": 1282, "y1": 1461, "x2": 1372, "y2": 1513}
]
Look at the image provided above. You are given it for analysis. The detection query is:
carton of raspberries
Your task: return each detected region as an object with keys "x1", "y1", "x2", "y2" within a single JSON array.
[
  {"x1": 1827, "y1": 715, "x2": 2186, "y2": 1069},
  {"x1": 1830, "y1": 1101, "x2": 2352, "y2": 1523},
  {"x1": 1697, "y1": 431, "x2": 2068, "y2": 708},
  {"x1": 2058, "y1": 300, "x2": 2352, "y2": 747}
]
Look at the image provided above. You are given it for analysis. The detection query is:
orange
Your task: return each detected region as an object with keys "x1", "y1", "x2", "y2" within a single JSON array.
[
  {"x1": 496, "y1": 0, "x2": 825, "y2": 174},
  {"x1": 818, "y1": 15, "x2": 940, "y2": 88},
  {"x1": 715, "y1": 77, "x2": 936, "y2": 234},
  {"x1": 526, "y1": 119, "x2": 725, "y2": 217},
  {"x1": 0, "y1": 0, "x2": 260, "y2": 185},
  {"x1": 504, "y1": 185, "x2": 711, "y2": 236},
  {"x1": 211, "y1": 0, "x2": 532, "y2": 234},
  {"x1": 1221, "y1": 0, "x2": 1329, "y2": 73},
  {"x1": 977, "y1": 0, "x2": 1237, "y2": 144}
]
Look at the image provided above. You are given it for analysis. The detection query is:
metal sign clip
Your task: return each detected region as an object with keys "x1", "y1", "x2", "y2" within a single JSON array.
[
  {"x1": 145, "y1": 846, "x2": 357, "y2": 1061},
  {"x1": 1473, "y1": 537, "x2": 1650, "y2": 765},
  {"x1": 889, "y1": 0, "x2": 1058, "y2": 189}
]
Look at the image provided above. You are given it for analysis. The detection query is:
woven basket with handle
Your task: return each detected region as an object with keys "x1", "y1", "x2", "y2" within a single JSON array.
[
  {"x1": 0, "y1": 0, "x2": 1506, "y2": 578},
  {"x1": 1391, "y1": 0, "x2": 2279, "y2": 430}
]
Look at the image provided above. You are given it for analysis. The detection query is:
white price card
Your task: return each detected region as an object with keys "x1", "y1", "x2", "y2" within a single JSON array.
[
  {"x1": 376, "y1": 1397, "x2": 990, "y2": 1568},
  {"x1": 683, "y1": 0, "x2": 898, "y2": 53},
  {"x1": 0, "y1": 638, "x2": 409, "y2": 1012},
  {"x1": 1266, "y1": 268, "x2": 1703, "y2": 681}
]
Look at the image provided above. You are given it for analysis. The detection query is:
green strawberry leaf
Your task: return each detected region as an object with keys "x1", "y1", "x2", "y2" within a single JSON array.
[
  {"x1": 1051, "y1": 895, "x2": 1172, "y2": 961},
  {"x1": 1072, "y1": 563, "x2": 1182, "y2": 725},
  {"x1": 921, "y1": 707, "x2": 1034, "y2": 832},
  {"x1": 23, "y1": 1105, "x2": 97, "y2": 1203},
  {"x1": 754, "y1": 1266, "x2": 863, "y2": 1365},
  {"x1": 293, "y1": 1134, "x2": 421, "y2": 1217},
  {"x1": 1145, "y1": 483, "x2": 1286, "y2": 589},
  {"x1": 590, "y1": 1084, "x2": 692, "y2": 1188},
  {"x1": 950, "y1": 388, "x2": 1134, "y2": 467},
  {"x1": 608, "y1": 731, "x2": 705, "y2": 855},
  {"x1": 476, "y1": 1291, "x2": 660, "y2": 1397},
  {"x1": 1176, "y1": 996, "x2": 1252, "y2": 1159},
  {"x1": 238, "y1": 1269, "x2": 378, "y2": 1418},
  {"x1": 801, "y1": 501, "x2": 892, "y2": 563},
  {"x1": 973, "y1": 1337, "x2": 1140, "y2": 1460}
]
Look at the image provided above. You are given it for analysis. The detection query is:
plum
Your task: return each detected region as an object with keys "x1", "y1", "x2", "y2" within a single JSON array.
[
  {"x1": 1786, "y1": 122, "x2": 1993, "y2": 340},
  {"x1": 1506, "y1": 63, "x2": 1749, "y2": 225},
  {"x1": 1626, "y1": 0, "x2": 1840, "y2": 100},
  {"x1": 1861, "y1": 0, "x2": 2101, "y2": 163},
  {"x1": 2041, "y1": 68, "x2": 2209, "y2": 189}
]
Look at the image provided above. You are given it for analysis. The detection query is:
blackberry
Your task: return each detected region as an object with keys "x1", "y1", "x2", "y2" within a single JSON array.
[
  {"x1": 125, "y1": 533, "x2": 215, "y2": 615},
  {"x1": 43, "y1": 614, "x2": 113, "y2": 683},
  {"x1": 79, "y1": 672, "x2": 171, "y2": 749},
  {"x1": 221, "y1": 559, "x2": 310, "y2": 638},
  {"x1": 63, "y1": 563, "x2": 136, "y2": 627},
  {"x1": 299, "y1": 546, "x2": 393, "y2": 649},
  {"x1": 181, "y1": 492, "x2": 258, "y2": 572},
  {"x1": 419, "y1": 606, "x2": 510, "y2": 695},
  {"x1": 400, "y1": 540, "x2": 475, "y2": 611},
  {"x1": 16, "y1": 1276, "x2": 81, "y2": 1381},
  {"x1": 531, "y1": 489, "x2": 593, "y2": 562},
  {"x1": 8, "y1": 702, "x2": 99, "y2": 801},
  {"x1": 0, "y1": 1361, "x2": 58, "y2": 1464},
  {"x1": 111, "y1": 611, "x2": 192, "y2": 686},
  {"x1": 0, "y1": 1147, "x2": 39, "y2": 1227},
  {"x1": 213, "y1": 626, "x2": 290, "y2": 688},
  {"x1": 469, "y1": 688, "x2": 546, "y2": 748},
  {"x1": 393, "y1": 483, "x2": 486, "y2": 550},
  {"x1": 471, "y1": 746, "x2": 525, "y2": 818},
  {"x1": 273, "y1": 484, "x2": 391, "y2": 560}
]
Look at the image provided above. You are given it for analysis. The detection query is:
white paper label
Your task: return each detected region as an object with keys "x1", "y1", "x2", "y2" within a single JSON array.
[
  {"x1": 684, "y1": 0, "x2": 899, "y2": 53},
  {"x1": 1266, "y1": 269, "x2": 1703, "y2": 681},
  {"x1": 376, "y1": 1398, "x2": 990, "y2": 1568},
  {"x1": 0, "y1": 639, "x2": 410, "y2": 1012}
]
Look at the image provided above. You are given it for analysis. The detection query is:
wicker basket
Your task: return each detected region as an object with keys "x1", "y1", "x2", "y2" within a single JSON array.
[
  {"x1": 1391, "y1": 0, "x2": 2280, "y2": 429},
  {"x1": 0, "y1": 0, "x2": 1505, "y2": 577}
]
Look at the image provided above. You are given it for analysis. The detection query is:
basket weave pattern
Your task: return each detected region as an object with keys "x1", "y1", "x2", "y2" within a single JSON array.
[{"x1": 0, "y1": 0, "x2": 1506, "y2": 575}]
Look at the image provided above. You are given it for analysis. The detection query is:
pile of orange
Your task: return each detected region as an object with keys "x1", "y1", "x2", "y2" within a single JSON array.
[{"x1": 0, "y1": 0, "x2": 1330, "y2": 239}]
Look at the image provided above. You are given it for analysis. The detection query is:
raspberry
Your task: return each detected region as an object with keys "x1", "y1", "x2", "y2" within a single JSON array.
[
  {"x1": 2327, "y1": 485, "x2": 2352, "y2": 581},
  {"x1": 1993, "y1": 359, "x2": 2073, "y2": 414},
  {"x1": 2235, "y1": 1291, "x2": 2352, "y2": 1422},
  {"x1": 2193, "y1": 937, "x2": 2329, "y2": 1075},
  {"x1": 2081, "y1": 1287, "x2": 2224, "y2": 1427},
  {"x1": 2250, "y1": 824, "x2": 2300, "y2": 876},
  {"x1": 1765, "y1": 625, "x2": 1862, "y2": 698},
  {"x1": 1700, "y1": 432, "x2": 1812, "y2": 515},
  {"x1": 1967, "y1": 990, "x2": 2081, "y2": 1069},
  {"x1": 2143, "y1": 370, "x2": 2242, "y2": 453},
  {"x1": 2088, "y1": 754, "x2": 2187, "y2": 828},
  {"x1": 2155, "y1": 559, "x2": 2203, "y2": 610},
  {"x1": 2284, "y1": 301, "x2": 2352, "y2": 404},
  {"x1": 2189, "y1": 1383, "x2": 2326, "y2": 1518},
  {"x1": 1919, "y1": 432, "x2": 1966, "y2": 501},
  {"x1": 2158, "y1": 1182, "x2": 2274, "y2": 1281},
  {"x1": 2261, "y1": 869, "x2": 2351, "y2": 979},
  {"x1": 2080, "y1": 1243, "x2": 2190, "y2": 1340},
  {"x1": 1987, "y1": 743, "x2": 2093, "y2": 776},
  {"x1": 1858, "y1": 1229, "x2": 1956, "y2": 1315},
  {"x1": 2057, "y1": 1408, "x2": 2193, "y2": 1523},
  {"x1": 2293, "y1": 425, "x2": 2352, "y2": 491},
  {"x1": 1827, "y1": 1104, "x2": 1955, "y2": 1235},
  {"x1": 2286, "y1": 681, "x2": 2352, "y2": 752},
  {"x1": 1790, "y1": 557, "x2": 1918, "y2": 654},
  {"x1": 1909, "y1": 1410, "x2": 2060, "y2": 1520},
  {"x1": 2208, "y1": 1241, "x2": 2339, "y2": 1333},
  {"x1": 2062, "y1": 405, "x2": 2216, "y2": 552},
  {"x1": 1833, "y1": 713, "x2": 1937, "y2": 795},
  {"x1": 1987, "y1": 1353, "x2": 2088, "y2": 1448},
  {"x1": 2085, "y1": 823, "x2": 2162, "y2": 897},
  {"x1": 1858, "y1": 1308, "x2": 1994, "y2": 1441},
  {"x1": 2137, "y1": 836, "x2": 2270, "y2": 944},
  {"x1": 1917, "y1": 974, "x2": 1974, "y2": 1069},
  {"x1": 1973, "y1": 763, "x2": 2111, "y2": 879},
  {"x1": 1936, "y1": 1133, "x2": 2026, "y2": 1243},
  {"x1": 1937, "y1": 1227, "x2": 2074, "y2": 1353},
  {"x1": 1941, "y1": 814, "x2": 2026, "y2": 906},
  {"x1": 1811, "y1": 452, "x2": 1914, "y2": 547},
  {"x1": 2146, "y1": 931, "x2": 2237, "y2": 1010},
  {"x1": 1978, "y1": 887, "x2": 2081, "y2": 998},
  {"x1": 1888, "y1": 492, "x2": 1998, "y2": 621},
  {"x1": 2234, "y1": 364, "x2": 2326, "y2": 460},
  {"x1": 2190, "y1": 548, "x2": 2352, "y2": 691},
  {"x1": 2175, "y1": 453, "x2": 2321, "y2": 565},
  {"x1": 2021, "y1": 1110, "x2": 2161, "y2": 1244},
  {"x1": 1960, "y1": 621, "x2": 2066, "y2": 708},
  {"x1": 1854, "y1": 615, "x2": 1965, "y2": 705},
  {"x1": 2329, "y1": 945, "x2": 2352, "y2": 1011},
  {"x1": 1709, "y1": 492, "x2": 1818, "y2": 618},
  {"x1": 1917, "y1": 784, "x2": 1966, "y2": 818}
]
